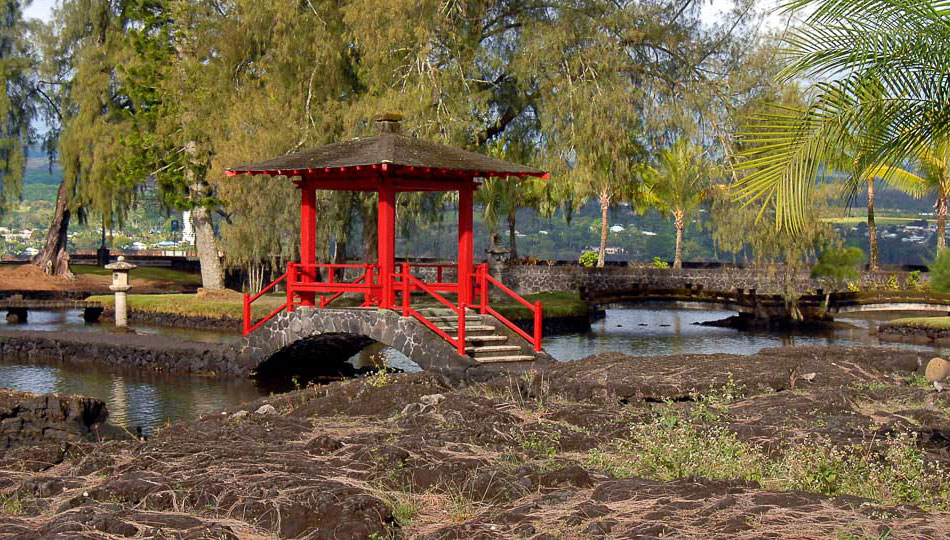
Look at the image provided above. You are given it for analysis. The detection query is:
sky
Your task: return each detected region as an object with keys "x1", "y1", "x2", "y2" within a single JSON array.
[{"x1": 23, "y1": 0, "x2": 55, "y2": 22}]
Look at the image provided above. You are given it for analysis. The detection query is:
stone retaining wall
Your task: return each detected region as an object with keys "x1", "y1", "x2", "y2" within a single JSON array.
[
  {"x1": 0, "y1": 390, "x2": 124, "y2": 449},
  {"x1": 498, "y1": 264, "x2": 923, "y2": 296},
  {"x1": 0, "y1": 332, "x2": 246, "y2": 377}
]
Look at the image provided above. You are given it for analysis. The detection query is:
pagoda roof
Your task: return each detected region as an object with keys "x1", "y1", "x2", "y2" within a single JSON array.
[{"x1": 226, "y1": 119, "x2": 548, "y2": 180}]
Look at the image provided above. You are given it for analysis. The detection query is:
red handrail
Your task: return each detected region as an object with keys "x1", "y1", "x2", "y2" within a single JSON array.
[
  {"x1": 320, "y1": 275, "x2": 366, "y2": 307},
  {"x1": 398, "y1": 263, "x2": 467, "y2": 356},
  {"x1": 477, "y1": 264, "x2": 542, "y2": 351},
  {"x1": 243, "y1": 271, "x2": 289, "y2": 336}
]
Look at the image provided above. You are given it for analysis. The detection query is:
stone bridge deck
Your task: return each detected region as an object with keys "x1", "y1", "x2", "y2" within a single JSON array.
[
  {"x1": 582, "y1": 287, "x2": 950, "y2": 319},
  {"x1": 1, "y1": 296, "x2": 104, "y2": 323}
]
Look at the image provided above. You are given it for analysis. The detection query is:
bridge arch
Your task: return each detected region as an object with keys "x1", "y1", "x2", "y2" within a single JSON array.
[{"x1": 238, "y1": 307, "x2": 480, "y2": 382}]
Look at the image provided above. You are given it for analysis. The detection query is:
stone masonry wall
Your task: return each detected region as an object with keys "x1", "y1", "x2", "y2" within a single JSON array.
[
  {"x1": 499, "y1": 264, "x2": 924, "y2": 297},
  {"x1": 0, "y1": 390, "x2": 121, "y2": 449}
]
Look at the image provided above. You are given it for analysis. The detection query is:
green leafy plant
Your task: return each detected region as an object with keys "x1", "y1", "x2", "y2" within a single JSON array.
[
  {"x1": 847, "y1": 281, "x2": 860, "y2": 292},
  {"x1": 908, "y1": 270, "x2": 922, "y2": 291},
  {"x1": 366, "y1": 367, "x2": 393, "y2": 388},
  {"x1": 653, "y1": 256, "x2": 670, "y2": 269},
  {"x1": 578, "y1": 250, "x2": 598, "y2": 268},
  {"x1": 929, "y1": 250, "x2": 950, "y2": 293},
  {"x1": 886, "y1": 274, "x2": 900, "y2": 290}
]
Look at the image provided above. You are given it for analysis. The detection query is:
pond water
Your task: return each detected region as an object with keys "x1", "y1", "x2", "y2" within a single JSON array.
[{"x1": 0, "y1": 307, "x2": 944, "y2": 433}]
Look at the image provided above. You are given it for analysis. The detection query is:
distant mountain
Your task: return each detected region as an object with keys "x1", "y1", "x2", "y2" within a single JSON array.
[{"x1": 24, "y1": 154, "x2": 62, "y2": 186}]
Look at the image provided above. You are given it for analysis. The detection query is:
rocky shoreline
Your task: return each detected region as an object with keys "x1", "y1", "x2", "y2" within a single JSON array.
[
  {"x1": 878, "y1": 320, "x2": 950, "y2": 345},
  {"x1": 0, "y1": 330, "x2": 246, "y2": 377},
  {"x1": 2, "y1": 345, "x2": 949, "y2": 538}
]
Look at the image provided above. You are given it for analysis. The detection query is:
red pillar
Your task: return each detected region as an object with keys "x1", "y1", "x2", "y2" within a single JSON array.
[
  {"x1": 299, "y1": 180, "x2": 316, "y2": 307},
  {"x1": 378, "y1": 181, "x2": 396, "y2": 308},
  {"x1": 458, "y1": 181, "x2": 474, "y2": 307}
]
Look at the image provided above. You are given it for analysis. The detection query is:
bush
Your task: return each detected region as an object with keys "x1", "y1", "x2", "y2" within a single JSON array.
[
  {"x1": 652, "y1": 256, "x2": 669, "y2": 269},
  {"x1": 578, "y1": 251, "x2": 598, "y2": 268},
  {"x1": 929, "y1": 250, "x2": 950, "y2": 293},
  {"x1": 908, "y1": 270, "x2": 923, "y2": 291},
  {"x1": 811, "y1": 247, "x2": 865, "y2": 290}
]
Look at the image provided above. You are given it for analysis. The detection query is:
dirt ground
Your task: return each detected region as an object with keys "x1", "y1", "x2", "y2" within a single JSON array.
[
  {"x1": 0, "y1": 264, "x2": 191, "y2": 295},
  {"x1": 2, "y1": 346, "x2": 950, "y2": 539}
]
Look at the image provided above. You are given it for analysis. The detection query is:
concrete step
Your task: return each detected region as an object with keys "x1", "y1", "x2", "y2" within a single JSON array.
[
  {"x1": 439, "y1": 329, "x2": 496, "y2": 338},
  {"x1": 474, "y1": 355, "x2": 536, "y2": 364},
  {"x1": 425, "y1": 315, "x2": 483, "y2": 324},
  {"x1": 465, "y1": 344, "x2": 523, "y2": 356},
  {"x1": 437, "y1": 324, "x2": 496, "y2": 333},
  {"x1": 463, "y1": 335, "x2": 508, "y2": 344}
]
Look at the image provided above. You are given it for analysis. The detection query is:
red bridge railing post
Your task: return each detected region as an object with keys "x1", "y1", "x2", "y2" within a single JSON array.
[
  {"x1": 533, "y1": 301, "x2": 543, "y2": 352},
  {"x1": 402, "y1": 262, "x2": 411, "y2": 316},
  {"x1": 457, "y1": 303, "x2": 466, "y2": 356},
  {"x1": 243, "y1": 293, "x2": 251, "y2": 336},
  {"x1": 287, "y1": 262, "x2": 296, "y2": 312},
  {"x1": 479, "y1": 264, "x2": 488, "y2": 314}
]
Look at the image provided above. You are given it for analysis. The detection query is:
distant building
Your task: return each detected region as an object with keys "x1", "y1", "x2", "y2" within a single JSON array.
[{"x1": 182, "y1": 210, "x2": 196, "y2": 245}]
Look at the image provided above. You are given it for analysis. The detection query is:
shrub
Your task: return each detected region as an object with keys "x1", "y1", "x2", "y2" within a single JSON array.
[
  {"x1": 811, "y1": 247, "x2": 865, "y2": 290},
  {"x1": 886, "y1": 274, "x2": 900, "y2": 290},
  {"x1": 578, "y1": 251, "x2": 598, "y2": 268},
  {"x1": 929, "y1": 250, "x2": 950, "y2": 293},
  {"x1": 908, "y1": 270, "x2": 922, "y2": 291},
  {"x1": 653, "y1": 256, "x2": 669, "y2": 269}
]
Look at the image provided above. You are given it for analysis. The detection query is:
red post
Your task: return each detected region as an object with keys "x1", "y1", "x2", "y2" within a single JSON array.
[
  {"x1": 437, "y1": 265, "x2": 443, "y2": 284},
  {"x1": 402, "y1": 262, "x2": 411, "y2": 316},
  {"x1": 479, "y1": 264, "x2": 488, "y2": 314},
  {"x1": 457, "y1": 303, "x2": 466, "y2": 356},
  {"x1": 458, "y1": 181, "x2": 474, "y2": 308},
  {"x1": 287, "y1": 262, "x2": 296, "y2": 312},
  {"x1": 299, "y1": 180, "x2": 316, "y2": 307},
  {"x1": 533, "y1": 301, "x2": 543, "y2": 352},
  {"x1": 378, "y1": 181, "x2": 396, "y2": 309},
  {"x1": 364, "y1": 266, "x2": 374, "y2": 306},
  {"x1": 243, "y1": 292, "x2": 251, "y2": 336}
]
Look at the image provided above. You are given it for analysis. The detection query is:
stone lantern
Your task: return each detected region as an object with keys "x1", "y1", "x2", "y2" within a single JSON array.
[{"x1": 105, "y1": 256, "x2": 136, "y2": 327}]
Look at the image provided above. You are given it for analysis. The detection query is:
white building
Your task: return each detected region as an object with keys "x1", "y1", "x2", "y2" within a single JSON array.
[{"x1": 182, "y1": 210, "x2": 196, "y2": 245}]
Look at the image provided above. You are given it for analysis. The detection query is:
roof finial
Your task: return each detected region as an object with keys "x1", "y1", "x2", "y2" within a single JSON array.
[{"x1": 375, "y1": 113, "x2": 403, "y2": 134}]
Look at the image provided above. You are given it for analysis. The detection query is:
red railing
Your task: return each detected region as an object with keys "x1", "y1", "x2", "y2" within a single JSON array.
[
  {"x1": 476, "y1": 264, "x2": 543, "y2": 351},
  {"x1": 288, "y1": 263, "x2": 379, "y2": 307},
  {"x1": 397, "y1": 262, "x2": 467, "y2": 355},
  {"x1": 243, "y1": 271, "x2": 289, "y2": 336},
  {"x1": 242, "y1": 260, "x2": 543, "y2": 356}
]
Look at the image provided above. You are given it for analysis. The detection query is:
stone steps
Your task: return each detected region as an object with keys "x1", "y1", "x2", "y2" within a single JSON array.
[
  {"x1": 415, "y1": 308, "x2": 539, "y2": 365},
  {"x1": 473, "y1": 355, "x2": 536, "y2": 364}
]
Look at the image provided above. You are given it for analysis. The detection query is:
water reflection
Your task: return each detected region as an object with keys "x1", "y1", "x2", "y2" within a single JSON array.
[
  {"x1": 544, "y1": 308, "x2": 946, "y2": 360},
  {"x1": 1, "y1": 307, "x2": 945, "y2": 434}
]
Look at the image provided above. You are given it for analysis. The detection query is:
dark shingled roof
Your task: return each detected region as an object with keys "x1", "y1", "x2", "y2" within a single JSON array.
[{"x1": 226, "y1": 129, "x2": 547, "y2": 179}]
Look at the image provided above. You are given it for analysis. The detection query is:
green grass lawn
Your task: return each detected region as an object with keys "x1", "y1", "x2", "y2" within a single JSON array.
[
  {"x1": 883, "y1": 316, "x2": 950, "y2": 330},
  {"x1": 86, "y1": 290, "x2": 590, "y2": 322},
  {"x1": 73, "y1": 265, "x2": 202, "y2": 287}
]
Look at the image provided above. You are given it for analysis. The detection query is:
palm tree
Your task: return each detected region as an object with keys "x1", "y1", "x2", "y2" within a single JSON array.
[
  {"x1": 733, "y1": 0, "x2": 950, "y2": 233},
  {"x1": 861, "y1": 140, "x2": 950, "y2": 252},
  {"x1": 644, "y1": 139, "x2": 712, "y2": 269}
]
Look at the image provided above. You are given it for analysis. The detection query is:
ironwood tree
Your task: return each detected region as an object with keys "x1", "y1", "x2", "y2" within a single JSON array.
[{"x1": 0, "y1": 0, "x2": 36, "y2": 227}]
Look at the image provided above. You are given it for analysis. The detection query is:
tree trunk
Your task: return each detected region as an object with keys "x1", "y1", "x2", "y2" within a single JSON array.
[
  {"x1": 33, "y1": 180, "x2": 74, "y2": 279},
  {"x1": 867, "y1": 177, "x2": 878, "y2": 271},
  {"x1": 673, "y1": 208, "x2": 684, "y2": 269},
  {"x1": 507, "y1": 207, "x2": 518, "y2": 261},
  {"x1": 597, "y1": 189, "x2": 610, "y2": 267},
  {"x1": 185, "y1": 141, "x2": 224, "y2": 290},
  {"x1": 190, "y1": 204, "x2": 224, "y2": 290},
  {"x1": 938, "y1": 193, "x2": 947, "y2": 253}
]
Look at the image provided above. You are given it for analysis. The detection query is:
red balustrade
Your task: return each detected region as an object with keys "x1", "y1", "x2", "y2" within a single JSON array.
[{"x1": 243, "y1": 260, "x2": 543, "y2": 355}]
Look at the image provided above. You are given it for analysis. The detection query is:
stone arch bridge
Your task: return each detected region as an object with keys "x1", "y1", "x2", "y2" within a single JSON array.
[
  {"x1": 581, "y1": 287, "x2": 950, "y2": 319},
  {"x1": 238, "y1": 307, "x2": 551, "y2": 384}
]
